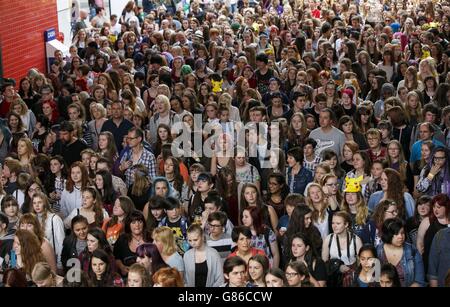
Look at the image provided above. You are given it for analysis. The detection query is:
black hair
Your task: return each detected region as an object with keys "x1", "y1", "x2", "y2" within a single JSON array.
[
  {"x1": 231, "y1": 226, "x2": 252, "y2": 242},
  {"x1": 303, "y1": 138, "x2": 317, "y2": 149},
  {"x1": 0, "y1": 212, "x2": 9, "y2": 227},
  {"x1": 287, "y1": 146, "x2": 304, "y2": 164},
  {"x1": 380, "y1": 263, "x2": 401, "y2": 287},
  {"x1": 381, "y1": 218, "x2": 405, "y2": 244},
  {"x1": 59, "y1": 121, "x2": 75, "y2": 132},
  {"x1": 165, "y1": 197, "x2": 181, "y2": 210}
]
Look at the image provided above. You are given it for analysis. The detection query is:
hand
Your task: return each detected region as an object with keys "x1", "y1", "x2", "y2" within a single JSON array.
[
  {"x1": 120, "y1": 160, "x2": 132, "y2": 171},
  {"x1": 340, "y1": 265, "x2": 351, "y2": 273},
  {"x1": 430, "y1": 164, "x2": 441, "y2": 176},
  {"x1": 322, "y1": 185, "x2": 330, "y2": 196}
]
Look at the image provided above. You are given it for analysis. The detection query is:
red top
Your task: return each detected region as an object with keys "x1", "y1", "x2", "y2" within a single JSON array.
[{"x1": 228, "y1": 247, "x2": 266, "y2": 259}]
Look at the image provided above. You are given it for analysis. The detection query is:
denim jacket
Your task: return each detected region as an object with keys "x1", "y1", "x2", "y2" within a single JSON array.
[
  {"x1": 287, "y1": 166, "x2": 313, "y2": 195},
  {"x1": 377, "y1": 242, "x2": 426, "y2": 287}
]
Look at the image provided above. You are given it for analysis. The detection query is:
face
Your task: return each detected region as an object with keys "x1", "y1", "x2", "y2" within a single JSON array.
[
  {"x1": 387, "y1": 144, "x2": 400, "y2": 159},
  {"x1": 19, "y1": 222, "x2": 34, "y2": 232},
  {"x1": 417, "y1": 202, "x2": 431, "y2": 218},
  {"x1": 380, "y1": 172, "x2": 389, "y2": 191},
  {"x1": 379, "y1": 274, "x2": 394, "y2": 287},
  {"x1": 130, "y1": 219, "x2": 144, "y2": 235},
  {"x1": 136, "y1": 255, "x2": 151, "y2": 271},
  {"x1": 87, "y1": 233, "x2": 99, "y2": 253},
  {"x1": 127, "y1": 271, "x2": 143, "y2": 287},
  {"x1": 325, "y1": 177, "x2": 339, "y2": 195},
  {"x1": 345, "y1": 192, "x2": 358, "y2": 206},
  {"x1": 8, "y1": 115, "x2": 19, "y2": 128},
  {"x1": 433, "y1": 202, "x2": 446, "y2": 219},
  {"x1": 319, "y1": 111, "x2": 331, "y2": 128},
  {"x1": 433, "y1": 151, "x2": 446, "y2": 169},
  {"x1": 343, "y1": 146, "x2": 353, "y2": 161},
  {"x1": 291, "y1": 237, "x2": 308, "y2": 259},
  {"x1": 28, "y1": 183, "x2": 42, "y2": 199},
  {"x1": 91, "y1": 257, "x2": 107, "y2": 276},
  {"x1": 32, "y1": 196, "x2": 45, "y2": 214},
  {"x1": 421, "y1": 145, "x2": 431, "y2": 160},
  {"x1": 286, "y1": 155, "x2": 297, "y2": 168},
  {"x1": 82, "y1": 191, "x2": 95, "y2": 210},
  {"x1": 227, "y1": 265, "x2": 247, "y2": 286},
  {"x1": 244, "y1": 187, "x2": 257, "y2": 205},
  {"x1": 236, "y1": 233, "x2": 251, "y2": 253},
  {"x1": 187, "y1": 231, "x2": 203, "y2": 249},
  {"x1": 359, "y1": 250, "x2": 376, "y2": 273},
  {"x1": 286, "y1": 266, "x2": 302, "y2": 286},
  {"x1": 164, "y1": 158, "x2": 174, "y2": 174},
  {"x1": 352, "y1": 154, "x2": 365, "y2": 170},
  {"x1": 390, "y1": 227, "x2": 405, "y2": 247},
  {"x1": 71, "y1": 166, "x2": 82, "y2": 184},
  {"x1": 265, "y1": 274, "x2": 284, "y2": 287},
  {"x1": 73, "y1": 222, "x2": 88, "y2": 240},
  {"x1": 309, "y1": 186, "x2": 323, "y2": 204},
  {"x1": 342, "y1": 121, "x2": 353, "y2": 134},
  {"x1": 332, "y1": 215, "x2": 348, "y2": 234},
  {"x1": 419, "y1": 125, "x2": 432, "y2": 140},
  {"x1": 13, "y1": 236, "x2": 21, "y2": 255}
]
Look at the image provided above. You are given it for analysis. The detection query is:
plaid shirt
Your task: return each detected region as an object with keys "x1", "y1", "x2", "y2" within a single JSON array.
[{"x1": 120, "y1": 148, "x2": 157, "y2": 187}]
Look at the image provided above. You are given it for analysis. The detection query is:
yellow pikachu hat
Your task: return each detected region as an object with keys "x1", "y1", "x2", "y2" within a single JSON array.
[{"x1": 344, "y1": 175, "x2": 363, "y2": 193}]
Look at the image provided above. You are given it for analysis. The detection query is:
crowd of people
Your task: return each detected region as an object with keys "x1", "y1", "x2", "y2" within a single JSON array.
[{"x1": 0, "y1": 0, "x2": 450, "y2": 287}]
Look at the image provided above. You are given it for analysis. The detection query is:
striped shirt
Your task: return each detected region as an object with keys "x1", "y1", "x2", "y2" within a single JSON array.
[{"x1": 206, "y1": 233, "x2": 234, "y2": 262}]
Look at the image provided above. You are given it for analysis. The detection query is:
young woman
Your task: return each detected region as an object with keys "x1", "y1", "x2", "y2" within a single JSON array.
[
  {"x1": 368, "y1": 168, "x2": 415, "y2": 219},
  {"x1": 305, "y1": 183, "x2": 330, "y2": 240},
  {"x1": 338, "y1": 116, "x2": 368, "y2": 151},
  {"x1": 113, "y1": 210, "x2": 151, "y2": 277},
  {"x1": 416, "y1": 147, "x2": 450, "y2": 198},
  {"x1": 416, "y1": 194, "x2": 449, "y2": 275},
  {"x1": 286, "y1": 147, "x2": 314, "y2": 195},
  {"x1": 60, "y1": 162, "x2": 89, "y2": 220},
  {"x1": 379, "y1": 263, "x2": 402, "y2": 287},
  {"x1": 64, "y1": 187, "x2": 109, "y2": 229},
  {"x1": 163, "y1": 156, "x2": 188, "y2": 202},
  {"x1": 11, "y1": 100, "x2": 36, "y2": 136},
  {"x1": 18, "y1": 214, "x2": 57, "y2": 273},
  {"x1": 376, "y1": 218, "x2": 425, "y2": 287},
  {"x1": 404, "y1": 91, "x2": 423, "y2": 128},
  {"x1": 1, "y1": 195, "x2": 20, "y2": 232},
  {"x1": 385, "y1": 140, "x2": 414, "y2": 192},
  {"x1": 183, "y1": 224, "x2": 224, "y2": 287},
  {"x1": 136, "y1": 243, "x2": 169, "y2": 284},
  {"x1": 12, "y1": 229, "x2": 46, "y2": 280},
  {"x1": 44, "y1": 155, "x2": 67, "y2": 214},
  {"x1": 61, "y1": 215, "x2": 88, "y2": 273},
  {"x1": 152, "y1": 267, "x2": 184, "y2": 287},
  {"x1": 265, "y1": 268, "x2": 288, "y2": 287},
  {"x1": 153, "y1": 124, "x2": 173, "y2": 159},
  {"x1": 88, "y1": 103, "x2": 107, "y2": 151},
  {"x1": 30, "y1": 192, "x2": 65, "y2": 271},
  {"x1": 240, "y1": 183, "x2": 278, "y2": 233},
  {"x1": 285, "y1": 261, "x2": 314, "y2": 287},
  {"x1": 264, "y1": 173, "x2": 290, "y2": 219},
  {"x1": 289, "y1": 232, "x2": 327, "y2": 287},
  {"x1": 127, "y1": 164, "x2": 152, "y2": 212},
  {"x1": 405, "y1": 195, "x2": 431, "y2": 247},
  {"x1": 242, "y1": 206, "x2": 280, "y2": 268},
  {"x1": 78, "y1": 227, "x2": 114, "y2": 273},
  {"x1": 31, "y1": 261, "x2": 64, "y2": 287},
  {"x1": 247, "y1": 254, "x2": 269, "y2": 287},
  {"x1": 152, "y1": 226, "x2": 185, "y2": 277},
  {"x1": 215, "y1": 167, "x2": 239, "y2": 226},
  {"x1": 94, "y1": 169, "x2": 116, "y2": 215},
  {"x1": 347, "y1": 245, "x2": 379, "y2": 287},
  {"x1": 322, "y1": 212, "x2": 363, "y2": 287},
  {"x1": 345, "y1": 150, "x2": 371, "y2": 193},
  {"x1": 234, "y1": 147, "x2": 261, "y2": 190},
  {"x1": 127, "y1": 263, "x2": 151, "y2": 287},
  {"x1": 321, "y1": 173, "x2": 343, "y2": 215},
  {"x1": 341, "y1": 141, "x2": 359, "y2": 173},
  {"x1": 340, "y1": 183, "x2": 369, "y2": 239},
  {"x1": 89, "y1": 249, "x2": 124, "y2": 287},
  {"x1": 97, "y1": 131, "x2": 118, "y2": 165},
  {"x1": 102, "y1": 196, "x2": 135, "y2": 246},
  {"x1": 286, "y1": 112, "x2": 309, "y2": 150}
]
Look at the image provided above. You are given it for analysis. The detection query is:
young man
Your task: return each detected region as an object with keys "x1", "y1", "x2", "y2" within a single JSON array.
[
  {"x1": 366, "y1": 128, "x2": 387, "y2": 163},
  {"x1": 309, "y1": 108, "x2": 346, "y2": 160},
  {"x1": 67, "y1": 103, "x2": 92, "y2": 148},
  {"x1": 202, "y1": 192, "x2": 234, "y2": 235},
  {"x1": 158, "y1": 197, "x2": 189, "y2": 254},
  {"x1": 206, "y1": 212, "x2": 233, "y2": 262},
  {"x1": 52, "y1": 121, "x2": 88, "y2": 167},
  {"x1": 302, "y1": 138, "x2": 322, "y2": 174},
  {"x1": 223, "y1": 256, "x2": 248, "y2": 287}
]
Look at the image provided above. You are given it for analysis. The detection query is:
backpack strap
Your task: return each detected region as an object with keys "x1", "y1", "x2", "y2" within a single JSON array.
[
  {"x1": 51, "y1": 214, "x2": 56, "y2": 255},
  {"x1": 263, "y1": 227, "x2": 273, "y2": 258}
]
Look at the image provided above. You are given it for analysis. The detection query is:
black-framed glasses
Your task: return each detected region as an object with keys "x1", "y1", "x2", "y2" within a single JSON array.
[
  {"x1": 434, "y1": 156, "x2": 446, "y2": 161},
  {"x1": 285, "y1": 272, "x2": 299, "y2": 278}
]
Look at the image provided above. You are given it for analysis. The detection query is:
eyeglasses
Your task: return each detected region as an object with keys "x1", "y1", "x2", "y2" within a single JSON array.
[
  {"x1": 29, "y1": 187, "x2": 42, "y2": 193},
  {"x1": 208, "y1": 223, "x2": 223, "y2": 228},
  {"x1": 326, "y1": 183, "x2": 338, "y2": 187},
  {"x1": 285, "y1": 272, "x2": 299, "y2": 278},
  {"x1": 385, "y1": 209, "x2": 398, "y2": 215},
  {"x1": 434, "y1": 156, "x2": 446, "y2": 160}
]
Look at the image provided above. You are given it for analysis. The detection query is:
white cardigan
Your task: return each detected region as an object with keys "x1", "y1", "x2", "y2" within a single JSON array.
[{"x1": 60, "y1": 188, "x2": 82, "y2": 220}]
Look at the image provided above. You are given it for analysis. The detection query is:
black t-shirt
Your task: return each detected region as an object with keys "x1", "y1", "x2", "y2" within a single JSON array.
[
  {"x1": 195, "y1": 260, "x2": 208, "y2": 287},
  {"x1": 255, "y1": 68, "x2": 274, "y2": 94},
  {"x1": 128, "y1": 186, "x2": 152, "y2": 211},
  {"x1": 310, "y1": 258, "x2": 327, "y2": 282},
  {"x1": 113, "y1": 234, "x2": 137, "y2": 271},
  {"x1": 52, "y1": 138, "x2": 88, "y2": 168}
]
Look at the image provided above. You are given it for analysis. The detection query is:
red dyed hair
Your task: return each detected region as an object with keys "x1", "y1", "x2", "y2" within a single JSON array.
[{"x1": 430, "y1": 194, "x2": 450, "y2": 223}]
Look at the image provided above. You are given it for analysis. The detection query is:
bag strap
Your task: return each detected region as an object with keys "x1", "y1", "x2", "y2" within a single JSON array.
[
  {"x1": 263, "y1": 227, "x2": 273, "y2": 257},
  {"x1": 51, "y1": 214, "x2": 56, "y2": 255}
]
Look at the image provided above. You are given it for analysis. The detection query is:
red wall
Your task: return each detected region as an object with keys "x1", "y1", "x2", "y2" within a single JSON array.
[{"x1": 0, "y1": 0, "x2": 58, "y2": 83}]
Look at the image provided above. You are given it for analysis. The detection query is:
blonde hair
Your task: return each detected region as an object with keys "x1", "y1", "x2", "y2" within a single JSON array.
[
  {"x1": 155, "y1": 94, "x2": 171, "y2": 112},
  {"x1": 31, "y1": 261, "x2": 55, "y2": 283},
  {"x1": 90, "y1": 102, "x2": 107, "y2": 118},
  {"x1": 306, "y1": 183, "x2": 328, "y2": 222},
  {"x1": 341, "y1": 191, "x2": 368, "y2": 226},
  {"x1": 152, "y1": 226, "x2": 177, "y2": 255},
  {"x1": 10, "y1": 98, "x2": 29, "y2": 116}
]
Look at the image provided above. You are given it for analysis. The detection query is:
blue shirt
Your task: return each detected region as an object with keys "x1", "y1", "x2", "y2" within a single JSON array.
[
  {"x1": 410, "y1": 139, "x2": 445, "y2": 163},
  {"x1": 368, "y1": 191, "x2": 415, "y2": 219},
  {"x1": 101, "y1": 118, "x2": 134, "y2": 152},
  {"x1": 428, "y1": 227, "x2": 450, "y2": 287}
]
